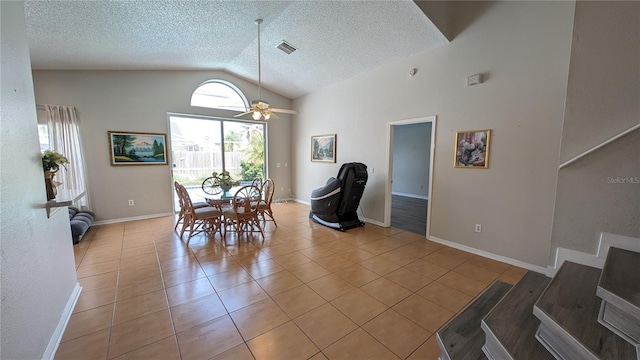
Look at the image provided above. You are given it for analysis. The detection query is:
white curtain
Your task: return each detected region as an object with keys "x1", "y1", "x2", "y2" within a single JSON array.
[{"x1": 45, "y1": 105, "x2": 90, "y2": 209}]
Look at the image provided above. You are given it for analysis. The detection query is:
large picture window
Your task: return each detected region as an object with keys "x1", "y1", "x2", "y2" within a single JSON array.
[{"x1": 169, "y1": 115, "x2": 265, "y2": 209}]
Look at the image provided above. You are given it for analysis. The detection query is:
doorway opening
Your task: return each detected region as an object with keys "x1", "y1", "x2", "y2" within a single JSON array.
[{"x1": 385, "y1": 116, "x2": 436, "y2": 237}]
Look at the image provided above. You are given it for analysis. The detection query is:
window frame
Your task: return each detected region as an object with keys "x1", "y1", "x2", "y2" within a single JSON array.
[{"x1": 190, "y1": 79, "x2": 249, "y2": 112}]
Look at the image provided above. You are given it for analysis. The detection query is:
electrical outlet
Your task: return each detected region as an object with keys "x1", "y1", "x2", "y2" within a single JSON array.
[
  {"x1": 475, "y1": 224, "x2": 482, "y2": 233},
  {"x1": 467, "y1": 73, "x2": 482, "y2": 86},
  {"x1": 128, "y1": 199, "x2": 134, "y2": 206}
]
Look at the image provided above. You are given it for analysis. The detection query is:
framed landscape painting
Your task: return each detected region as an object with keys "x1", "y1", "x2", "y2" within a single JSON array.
[
  {"x1": 454, "y1": 129, "x2": 491, "y2": 168},
  {"x1": 311, "y1": 134, "x2": 336, "y2": 163},
  {"x1": 108, "y1": 131, "x2": 168, "y2": 165}
]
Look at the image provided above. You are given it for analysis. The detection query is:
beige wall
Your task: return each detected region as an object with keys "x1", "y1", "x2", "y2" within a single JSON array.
[
  {"x1": 1, "y1": 2, "x2": 78, "y2": 359},
  {"x1": 32, "y1": 70, "x2": 292, "y2": 222},
  {"x1": 551, "y1": 1, "x2": 640, "y2": 256},
  {"x1": 293, "y1": 1, "x2": 575, "y2": 267}
]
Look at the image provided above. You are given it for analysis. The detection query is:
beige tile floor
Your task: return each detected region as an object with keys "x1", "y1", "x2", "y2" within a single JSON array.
[{"x1": 58, "y1": 202, "x2": 527, "y2": 360}]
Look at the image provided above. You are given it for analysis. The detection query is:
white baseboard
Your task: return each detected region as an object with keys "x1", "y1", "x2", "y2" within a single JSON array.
[
  {"x1": 43, "y1": 282, "x2": 82, "y2": 360},
  {"x1": 549, "y1": 248, "x2": 606, "y2": 276},
  {"x1": 294, "y1": 198, "x2": 310, "y2": 206},
  {"x1": 362, "y1": 217, "x2": 385, "y2": 227},
  {"x1": 273, "y1": 197, "x2": 295, "y2": 204},
  {"x1": 429, "y1": 236, "x2": 548, "y2": 275},
  {"x1": 93, "y1": 212, "x2": 174, "y2": 226},
  {"x1": 548, "y1": 232, "x2": 640, "y2": 277},
  {"x1": 597, "y1": 232, "x2": 640, "y2": 258},
  {"x1": 391, "y1": 192, "x2": 429, "y2": 200}
]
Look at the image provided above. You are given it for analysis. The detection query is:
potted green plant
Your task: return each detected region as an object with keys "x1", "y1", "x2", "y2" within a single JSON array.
[
  {"x1": 211, "y1": 171, "x2": 239, "y2": 192},
  {"x1": 41, "y1": 150, "x2": 68, "y2": 200}
]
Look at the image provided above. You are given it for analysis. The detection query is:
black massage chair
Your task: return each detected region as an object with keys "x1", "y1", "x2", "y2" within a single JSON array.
[{"x1": 309, "y1": 162, "x2": 368, "y2": 231}]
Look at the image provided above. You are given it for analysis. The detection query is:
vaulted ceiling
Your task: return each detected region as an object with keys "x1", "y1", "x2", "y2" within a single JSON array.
[{"x1": 24, "y1": 1, "x2": 448, "y2": 99}]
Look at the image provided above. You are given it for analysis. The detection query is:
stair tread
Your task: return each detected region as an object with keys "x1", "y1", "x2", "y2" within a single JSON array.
[
  {"x1": 437, "y1": 280, "x2": 512, "y2": 360},
  {"x1": 535, "y1": 261, "x2": 637, "y2": 359},
  {"x1": 599, "y1": 247, "x2": 640, "y2": 308},
  {"x1": 482, "y1": 271, "x2": 553, "y2": 359}
]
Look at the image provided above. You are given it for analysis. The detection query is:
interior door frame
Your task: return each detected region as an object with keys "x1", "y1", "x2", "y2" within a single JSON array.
[{"x1": 384, "y1": 115, "x2": 437, "y2": 238}]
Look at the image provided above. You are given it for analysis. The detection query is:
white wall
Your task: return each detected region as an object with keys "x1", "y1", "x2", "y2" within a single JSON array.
[
  {"x1": 551, "y1": 1, "x2": 640, "y2": 256},
  {"x1": 392, "y1": 122, "x2": 431, "y2": 198},
  {"x1": 32, "y1": 70, "x2": 292, "y2": 221},
  {"x1": 1, "y1": 2, "x2": 79, "y2": 359},
  {"x1": 293, "y1": 1, "x2": 575, "y2": 267}
]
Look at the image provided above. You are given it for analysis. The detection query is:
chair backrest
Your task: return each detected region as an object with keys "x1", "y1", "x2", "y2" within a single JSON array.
[
  {"x1": 232, "y1": 185, "x2": 261, "y2": 216},
  {"x1": 176, "y1": 183, "x2": 196, "y2": 213},
  {"x1": 336, "y1": 162, "x2": 368, "y2": 216},
  {"x1": 251, "y1": 178, "x2": 263, "y2": 189},
  {"x1": 262, "y1": 179, "x2": 275, "y2": 206},
  {"x1": 175, "y1": 181, "x2": 186, "y2": 208}
]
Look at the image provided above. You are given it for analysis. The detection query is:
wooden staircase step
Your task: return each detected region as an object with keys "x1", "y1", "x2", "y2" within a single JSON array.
[
  {"x1": 597, "y1": 247, "x2": 640, "y2": 347},
  {"x1": 436, "y1": 280, "x2": 512, "y2": 360},
  {"x1": 533, "y1": 261, "x2": 638, "y2": 360},
  {"x1": 480, "y1": 271, "x2": 553, "y2": 360}
]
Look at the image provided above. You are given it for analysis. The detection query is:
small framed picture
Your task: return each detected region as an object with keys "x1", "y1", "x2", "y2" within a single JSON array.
[
  {"x1": 108, "y1": 131, "x2": 168, "y2": 165},
  {"x1": 454, "y1": 129, "x2": 491, "y2": 168},
  {"x1": 311, "y1": 134, "x2": 336, "y2": 163}
]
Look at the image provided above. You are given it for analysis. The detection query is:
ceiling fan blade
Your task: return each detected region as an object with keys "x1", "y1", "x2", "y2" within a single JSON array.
[
  {"x1": 234, "y1": 111, "x2": 252, "y2": 118},
  {"x1": 271, "y1": 108, "x2": 299, "y2": 115}
]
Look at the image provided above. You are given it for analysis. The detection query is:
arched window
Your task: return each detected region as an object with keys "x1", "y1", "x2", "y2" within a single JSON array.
[{"x1": 190, "y1": 80, "x2": 248, "y2": 111}]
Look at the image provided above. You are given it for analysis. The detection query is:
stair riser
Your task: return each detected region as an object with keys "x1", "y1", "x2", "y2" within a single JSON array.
[
  {"x1": 534, "y1": 317, "x2": 599, "y2": 360},
  {"x1": 596, "y1": 287, "x2": 640, "y2": 321},
  {"x1": 435, "y1": 335, "x2": 452, "y2": 360},
  {"x1": 599, "y1": 301, "x2": 640, "y2": 345},
  {"x1": 481, "y1": 342, "x2": 507, "y2": 360},
  {"x1": 480, "y1": 322, "x2": 513, "y2": 360}
]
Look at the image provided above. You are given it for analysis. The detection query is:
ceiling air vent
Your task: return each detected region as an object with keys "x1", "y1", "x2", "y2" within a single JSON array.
[{"x1": 276, "y1": 41, "x2": 297, "y2": 55}]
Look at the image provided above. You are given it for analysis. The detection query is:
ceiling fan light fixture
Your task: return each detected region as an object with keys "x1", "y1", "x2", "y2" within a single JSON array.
[{"x1": 232, "y1": 18, "x2": 298, "y2": 121}]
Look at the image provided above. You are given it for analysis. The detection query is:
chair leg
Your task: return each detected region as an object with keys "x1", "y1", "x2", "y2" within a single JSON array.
[
  {"x1": 267, "y1": 209, "x2": 277, "y2": 227},
  {"x1": 255, "y1": 216, "x2": 265, "y2": 239},
  {"x1": 179, "y1": 214, "x2": 189, "y2": 240},
  {"x1": 174, "y1": 208, "x2": 185, "y2": 231},
  {"x1": 185, "y1": 217, "x2": 198, "y2": 246}
]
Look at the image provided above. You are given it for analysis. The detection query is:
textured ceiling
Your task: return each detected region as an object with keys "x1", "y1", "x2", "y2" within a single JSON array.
[{"x1": 24, "y1": 1, "x2": 448, "y2": 99}]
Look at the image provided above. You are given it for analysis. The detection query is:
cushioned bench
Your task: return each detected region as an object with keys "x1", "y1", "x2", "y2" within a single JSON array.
[{"x1": 69, "y1": 206, "x2": 95, "y2": 244}]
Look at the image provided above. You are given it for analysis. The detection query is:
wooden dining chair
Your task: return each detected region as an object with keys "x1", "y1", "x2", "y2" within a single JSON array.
[
  {"x1": 174, "y1": 181, "x2": 210, "y2": 232},
  {"x1": 177, "y1": 183, "x2": 222, "y2": 245},
  {"x1": 256, "y1": 178, "x2": 277, "y2": 227},
  {"x1": 222, "y1": 185, "x2": 264, "y2": 243}
]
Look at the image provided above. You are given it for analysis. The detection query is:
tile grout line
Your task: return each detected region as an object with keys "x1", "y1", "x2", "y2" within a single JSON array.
[
  {"x1": 63, "y1": 206, "x2": 525, "y2": 360},
  {"x1": 152, "y1": 225, "x2": 183, "y2": 360}
]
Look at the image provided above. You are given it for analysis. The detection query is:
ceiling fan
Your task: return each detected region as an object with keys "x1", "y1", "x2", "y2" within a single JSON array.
[{"x1": 234, "y1": 19, "x2": 298, "y2": 121}]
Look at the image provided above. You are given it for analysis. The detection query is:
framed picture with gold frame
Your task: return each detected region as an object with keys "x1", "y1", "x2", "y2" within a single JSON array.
[
  {"x1": 454, "y1": 129, "x2": 491, "y2": 168},
  {"x1": 108, "y1": 131, "x2": 168, "y2": 165},
  {"x1": 311, "y1": 134, "x2": 336, "y2": 163}
]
